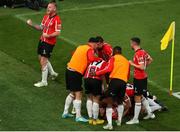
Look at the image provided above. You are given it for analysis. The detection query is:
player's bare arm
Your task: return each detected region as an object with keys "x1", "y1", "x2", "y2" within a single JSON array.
[
  {"x1": 129, "y1": 60, "x2": 145, "y2": 70},
  {"x1": 146, "y1": 56, "x2": 153, "y2": 66},
  {"x1": 26, "y1": 19, "x2": 43, "y2": 31}
]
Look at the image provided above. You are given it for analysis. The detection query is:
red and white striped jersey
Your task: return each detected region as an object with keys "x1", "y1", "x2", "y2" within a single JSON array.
[
  {"x1": 84, "y1": 60, "x2": 107, "y2": 80},
  {"x1": 126, "y1": 83, "x2": 135, "y2": 97},
  {"x1": 40, "y1": 14, "x2": 61, "y2": 45}
]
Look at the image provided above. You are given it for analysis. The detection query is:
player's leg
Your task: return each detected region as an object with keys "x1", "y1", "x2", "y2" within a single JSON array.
[
  {"x1": 126, "y1": 95, "x2": 141, "y2": 124},
  {"x1": 85, "y1": 78, "x2": 104, "y2": 125},
  {"x1": 103, "y1": 98, "x2": 113, "y2": 130},
  {"x1": 86, "y1": 94, "x2": 93, "y2": 123},
  {"x1": 34, "y1": 42, "x2": 54, "y2": 87},
  {"x1": 147, "y1": 98, "x2": 162, "y2": 112},
  {"x1": 74, "y1": 91, "x2": 88, "y2": 122},
  {"x1": 103, "y1": 85, "x2": 114, "y2": 130},
  {"x1": 71, "y1": 100, "x2": 76, "y2": 115},
  {"x1": 126, "y1": 78, "x2": 142, "y2": 124},
  {"x1": 141, "y1": 78, "x2": 155, "y2": 120},
  {"x1": 142, "y1": 97, "x2": 155, "y2": 119},
  {"x1": 47, "y1": 60, "x2": 58, "y2": 80},
  {"x1": 117, "y1": 103, "x2": 124, "y2": 124},
  {"x1": 62, "y1": 69, "x2": 78, "y2": 119},
  {"x1": 62, "y1": 92, "x2": 75, "y2": 118},
  {"x1": 92, "y1": 96, "x2": 100, "y2": 120},
  {"x1": 99, "y1": 95, "x2": 107, "y2": 120},
  {"x1": 84, "y1": 78, "x2": 93, "y2": 122},
  {"x1": 34, "y1": 56, "x2": 48, "y2": 87},
  {"x1": 41, "y1": 56, "x2": 48, "y2": 82},
  {"x1": 123, "y1": 95, "x2": 132, "y2": 117},
  {"x1": 92, "y1": 95, "x2": 104, "y2": 125},
  {"x1": 116, "y1": 80, "x2": 126, "y2": 126},
  {"x1": 44, "y1": 43, "x2": 58, "y2": 80}
]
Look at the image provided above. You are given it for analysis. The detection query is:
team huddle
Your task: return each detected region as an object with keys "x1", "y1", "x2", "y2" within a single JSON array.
[
  {"x1": 61, "y1": 36, "x2": 166, "y2": 130},
  {"x1": 26, "y1": 1, "x2": 167, "y2": 130}
]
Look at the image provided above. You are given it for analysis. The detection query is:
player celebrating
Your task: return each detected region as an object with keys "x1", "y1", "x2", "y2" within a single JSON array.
[
  {"x1": 62, "y1": 37, "x2": 101, "y2": 122},
  {"x1": 26, "y1": 2, "x2": 61, "y2": 87},
  {"x1": 96, "y1": 36, "x2": 113, "y2": 61},
  {"x1": 126, "y1": 37, "x2": 154, "y2": 125},
  {"x1": 96, "y1": 36, "x2": 113, "y2": 84},
  {"x1": 84, "y1": 60, "x2": 107, "y2": 125},
  {"x1": 92, "y1": 46, "x2": 130, "y2": 130}
]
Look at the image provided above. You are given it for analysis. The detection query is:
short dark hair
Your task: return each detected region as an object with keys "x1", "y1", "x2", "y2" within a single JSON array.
[
  {"x1": 131, "y1": 37, "x2": 141, "y2": 45},
  {"x1": 49, "y1": 1, "x2": 57, "y2": 8},
  {"x1": 96, "y1": 36, "x2": 104, "y2": 43},
  {"x1": 113, "y1": 46, "x2": 122, "y2": 54},
  {"x1": 88, "y1": 37, "x2": 99, "y2": 43}
]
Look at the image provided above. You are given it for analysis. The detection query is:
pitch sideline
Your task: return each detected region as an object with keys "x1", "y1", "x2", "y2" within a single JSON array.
[{"x1": 15, "y1": 0, "x2": 167, "y2": 17}]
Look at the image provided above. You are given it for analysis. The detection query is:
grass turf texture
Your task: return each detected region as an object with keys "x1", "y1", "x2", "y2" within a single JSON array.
[{"x1": 0, "y1": 0, "x2": 180, "y2": 130}]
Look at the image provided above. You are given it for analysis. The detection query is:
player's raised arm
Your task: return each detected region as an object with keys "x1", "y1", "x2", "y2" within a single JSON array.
[{"x1": 26, "y1": 19, "x2": 43, "y2": 31}]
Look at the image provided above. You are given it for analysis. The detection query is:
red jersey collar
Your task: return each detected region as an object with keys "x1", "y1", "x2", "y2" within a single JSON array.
[{"x1": 49, "y1": 13, "x2": 57, "y2": 18}]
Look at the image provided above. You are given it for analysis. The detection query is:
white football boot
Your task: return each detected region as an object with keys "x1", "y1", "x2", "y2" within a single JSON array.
[{"x1": 34, "y1": 81, "x2": 48, "y2": 87}]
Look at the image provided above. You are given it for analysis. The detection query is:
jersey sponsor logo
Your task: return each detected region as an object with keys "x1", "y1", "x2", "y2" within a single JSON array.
[{"x1": 43, "y1": 49, "x2": 46, "y2": 55}]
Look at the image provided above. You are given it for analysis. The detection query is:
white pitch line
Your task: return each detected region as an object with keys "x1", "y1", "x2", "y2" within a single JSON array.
[
  {"x1": 172, "y1": 92, "x2": 180, "y2": 99},
  {"x1": 15, "y1": 0, "x2": 167, "y2": 18},
  {"x1": 14, "y1": 0, "x2": 168, "y2": 47}
]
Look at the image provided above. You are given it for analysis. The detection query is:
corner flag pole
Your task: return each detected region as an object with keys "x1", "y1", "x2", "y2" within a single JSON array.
[
  {"x1": 169, "y1": 22, "x2": 175, "y2": 96},
  {"x1": 169, "y1": 36, "x2": 175, "y2": 95}
]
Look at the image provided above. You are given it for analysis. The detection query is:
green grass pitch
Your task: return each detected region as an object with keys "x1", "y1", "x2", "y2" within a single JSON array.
[{"x1": 0, "y1": 0, "x2": 180, "y2": 130}]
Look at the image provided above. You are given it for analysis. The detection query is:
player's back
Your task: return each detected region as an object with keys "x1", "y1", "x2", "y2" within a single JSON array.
[
  {"x1": 109, "y1": 54, "x2": 130, "y2": 82},
  {"x1": 84, "y1": 60, "x2": 107, "y2": 80},
  {"x1": 68, "y1": 45, "x2": 91, "y2": 74}
]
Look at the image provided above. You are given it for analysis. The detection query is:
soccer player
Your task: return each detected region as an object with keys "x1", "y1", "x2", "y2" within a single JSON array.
[
  {"x1": 92, "y1": 46, "x2": 130, "y2": 130},
  {"x1": 126, "y1": 37, "x2": 155, "y2": 125},
  {"x1": 146, "y1": 92, "x2": 168, "y2": 112},
  {"x1": 84, "y1": 60, "x2": 107, "y2": 125},
  {"x1": 96, "y1": 36, "x2": 113, "y2": 61},
  {"x1": 26, "y1": 2, "x2": 61, "y2": 87},
  {"x1": 96, "y1": 36, "x2": 113, "y2": 85},
  {"x1": 62, "y1": 37, "x2": 102, "y2": 122}
]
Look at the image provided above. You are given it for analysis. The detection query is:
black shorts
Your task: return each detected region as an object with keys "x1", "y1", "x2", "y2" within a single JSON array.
[
  {"x1": 133, "y1": 78, "x2": 147, "y2": 97},
  {"x1": 105, "y1": 78, "x2": 126, "y2": 103},
  {"x1": 37, "y1": 41, "x2": 54, "y2": 58},
  {"x1": 84, "y1": 78, "x2": 102, "y2": 96},
  {"x1": 65, "y1": 69, "x2": 83, "y2": 92}
]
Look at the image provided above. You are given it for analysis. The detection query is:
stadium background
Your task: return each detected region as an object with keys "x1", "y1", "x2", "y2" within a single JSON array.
[{"x1": 0, "y1": 0, "x2": 180, "y2": 130}]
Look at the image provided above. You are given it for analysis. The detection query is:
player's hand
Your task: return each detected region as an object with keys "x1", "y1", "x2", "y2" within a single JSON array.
[
  {"x1": 129, "y1": 60, "x2": 134, "y2": 66},
  {"x1": 27, "y1": 19, "x2": 32, "y2": 26},
  {"x1": 90, "y1": 71, "x2": 96, "y2": 76},
  {"x1": 42, "y1": 33, "x2": 50, "y2": 38}
]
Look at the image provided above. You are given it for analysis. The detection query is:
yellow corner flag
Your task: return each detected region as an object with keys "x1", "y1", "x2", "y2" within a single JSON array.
[
  {"x1": 161, "y1": 21, "x2": 175, "y2": 50},
  {"x1": 160, "y1": 21, "x2": 176, "y2": 95}
]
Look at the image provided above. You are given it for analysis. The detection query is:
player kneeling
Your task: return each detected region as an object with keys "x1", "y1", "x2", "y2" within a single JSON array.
[{"x1": 84, "y1": 60, "x2": 107, "y2": 125}]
